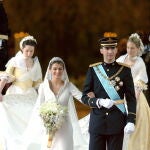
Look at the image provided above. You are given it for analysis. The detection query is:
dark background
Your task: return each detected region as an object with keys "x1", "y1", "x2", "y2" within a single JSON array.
[
  {"x1": 3, "y1": 0, "x2": 150, "y2": 79},
  {"x1": 1, "y1": 0, "x2": 150, "y2": 115}
]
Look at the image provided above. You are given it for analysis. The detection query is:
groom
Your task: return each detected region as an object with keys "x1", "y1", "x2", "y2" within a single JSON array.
[{"x1": 81, "y1": 32, "x2": 136, "y2": 150}]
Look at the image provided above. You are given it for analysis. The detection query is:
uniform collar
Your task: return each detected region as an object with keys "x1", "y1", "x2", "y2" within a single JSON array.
[{"x1": 103, "y1": 61, "x2": 116, "y2": 67}]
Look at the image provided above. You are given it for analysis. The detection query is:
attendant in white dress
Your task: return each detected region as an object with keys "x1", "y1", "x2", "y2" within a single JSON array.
[
  {"x1": 0, "y1": 35, "x2": 42, "y2": 150},
  {"x1": 23, "y1": 57, "x2": 90, "y2": 150},
  {"x1": 117, "y1": 33, "x2": 150, "y2": 150}
]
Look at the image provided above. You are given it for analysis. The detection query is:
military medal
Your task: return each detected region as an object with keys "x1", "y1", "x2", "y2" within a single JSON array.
[
  {"x1": 115, "y1": 77, "x2": 120, "y2": 82},
  {"x1": 109, "y1": 80, "x2": 116, "y2": 86},
  {"x1": 115, "y1": 86, "x2": 120, "y2": 91},
  {"x1": 96, "y1": 66, "x2": 124, "y2": 91}
]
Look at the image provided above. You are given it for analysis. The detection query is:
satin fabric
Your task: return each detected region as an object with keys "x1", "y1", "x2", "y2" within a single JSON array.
[
  {"x1": 117, "y1": 54, "x2": 150, "y2": 150},
  {"x1": 23, "y1": 57, "x2": 87, "y2": 150},
  {"x1": 0, "y1": 51, "x2": 42, "y2": 150}
]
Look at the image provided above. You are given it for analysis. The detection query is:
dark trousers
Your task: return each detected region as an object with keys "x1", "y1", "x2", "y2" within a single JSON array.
[{"x1": 89, "y1": 133, "x2": 124, "y2": 150}]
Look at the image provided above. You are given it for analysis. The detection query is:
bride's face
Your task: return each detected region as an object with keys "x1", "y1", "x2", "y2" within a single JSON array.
[
  {"x1": 127, "y1": 41, "x2": 139, "y2": 57},
  {"x1": 50, "y1": 63, "x2": 64, "y2": 79}
]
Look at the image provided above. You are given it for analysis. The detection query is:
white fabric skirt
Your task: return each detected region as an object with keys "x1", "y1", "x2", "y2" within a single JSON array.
[{"x1": 0, "y1": 93, "x2": 37, "y2": 150}]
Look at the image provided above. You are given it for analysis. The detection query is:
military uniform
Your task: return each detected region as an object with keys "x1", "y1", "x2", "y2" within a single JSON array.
[
  {"x1": 81, "y1": 32, "x2": 136, "y2": 150},
  {"x1": 81, "y1": 61, "x2": 136, "y2": 150}
]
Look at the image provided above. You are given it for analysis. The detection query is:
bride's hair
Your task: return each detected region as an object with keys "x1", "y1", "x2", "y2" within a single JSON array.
[
  {"x1": 128, "y1": 33, "x2": 144, "y2": 56},
  {"x1": 49, "y1": 58, "x2": 64, "y2": 69}
]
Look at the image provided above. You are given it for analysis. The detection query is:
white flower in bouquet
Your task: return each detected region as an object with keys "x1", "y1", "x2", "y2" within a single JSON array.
[
  {"x1": 39, "y1": 101, "x2": 68, "y2": 147},
  {"x1": 40, "y1": 101, "x2": 68, "y2": 133}
]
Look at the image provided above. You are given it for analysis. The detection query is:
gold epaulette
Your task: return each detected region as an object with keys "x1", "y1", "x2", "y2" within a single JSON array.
[
  {"x1": 117, "y1": 62, "x2": 130, "y2": 68},
  {"x1": 89, "y1": 62, "x2": 102, "y2": 67}
]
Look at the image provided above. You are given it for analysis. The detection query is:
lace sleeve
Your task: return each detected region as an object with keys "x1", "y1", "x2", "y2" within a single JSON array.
[
  {"x1": 0, "y1": 66, "x2": 15, "y2": 83},
  {"x1": 69, "y1": 82, "x2": 82, "y2": 101},
  {"x1": 134, "y1": 80, "x2": 148, "y2": 91},
  {"x1": 0, "y1": 57, "x2": 16, "y2": 83}
]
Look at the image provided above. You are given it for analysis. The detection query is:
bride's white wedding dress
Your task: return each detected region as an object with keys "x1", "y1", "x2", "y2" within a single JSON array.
[
  {"x1": 79, "y1": 114, "x2": 90, "y2": 145},
  {"x1": 23, "y1": 80, "x2": 87, "y2": 150},
  {"x1": 0, "y1": 51, "x2": 42, "y2": 150}
]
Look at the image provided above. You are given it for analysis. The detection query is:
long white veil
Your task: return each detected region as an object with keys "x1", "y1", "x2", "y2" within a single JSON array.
[
  {"x1": 44, "y1": 57, "x2": 87, "y2": 149},
  {"x1": 23, "y1": 57, "x2": 86, "y2": 150},
  {"x1": 44, "y1": 57, "x2": 69, "y2": 83}
]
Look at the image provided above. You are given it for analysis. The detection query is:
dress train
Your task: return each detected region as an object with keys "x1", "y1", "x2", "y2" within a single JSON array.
[{"x1": 123, "y1": 92, "x2": 150, "y2": 150}]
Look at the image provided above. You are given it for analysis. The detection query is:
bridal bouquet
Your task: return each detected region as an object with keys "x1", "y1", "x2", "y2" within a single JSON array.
[{"x1": 39, "y1": 101, "x2": 68, "y2": 147}]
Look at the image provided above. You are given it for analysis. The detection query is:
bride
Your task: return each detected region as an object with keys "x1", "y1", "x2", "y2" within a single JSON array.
[
  {"x1": 0, "y1": 35, "x2": 42, "y2": 150},
  {"x1": 23, "y1": 57, "x2": 94, "y2": 150}
]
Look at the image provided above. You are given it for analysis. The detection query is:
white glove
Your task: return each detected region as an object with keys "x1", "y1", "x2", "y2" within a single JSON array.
[
  {"x1": 96, "y1": 98, "x2": 114, "y2": 109},
  {"x1": 124, "y1": 122, "x2": 135, "y2": 134}
]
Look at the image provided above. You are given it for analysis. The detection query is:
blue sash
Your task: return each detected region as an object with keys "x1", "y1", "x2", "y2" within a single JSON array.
[{"x1": 93, "y1": 65, "x2": 126, "y2": 114}]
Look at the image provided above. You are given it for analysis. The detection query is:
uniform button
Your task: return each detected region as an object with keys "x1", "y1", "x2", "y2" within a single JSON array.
[{"x1": 106, "y1": 112, "x2": 109, "y2": 115}]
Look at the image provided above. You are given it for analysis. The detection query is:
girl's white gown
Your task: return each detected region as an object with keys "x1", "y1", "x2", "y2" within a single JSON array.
[
  {"x1": 79, "y1": 54, "x2": 150, "y2": 150},
  {"x1": 117, "y1": 54, "x2": 150, "y2": 150},
  {"x1": 0, "y1": 51, "x2": 42, "y2": 150},
  {"x1": 23, "y1": 80, "x2": 87, "y2": 150}
]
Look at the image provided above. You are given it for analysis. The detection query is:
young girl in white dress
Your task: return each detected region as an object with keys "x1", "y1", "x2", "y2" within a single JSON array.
[
  {"x1": 0, "y1": 35, "x2": 42, "y2": 150},
  {"x1": 23, "y1": 57, "x2": 91, "y2": 150},
  {"x1": 117, "y1": 33, "x2": 150, "y2": 150}
]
